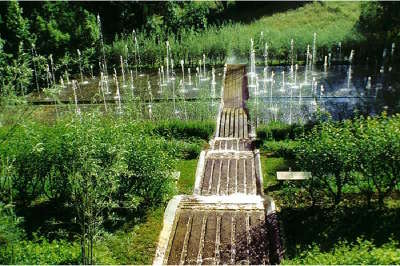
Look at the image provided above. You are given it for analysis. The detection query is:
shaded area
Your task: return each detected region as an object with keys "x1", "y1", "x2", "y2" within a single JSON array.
[{"x1": 279, "y1": 204, "x2": 400, "y2": 258}]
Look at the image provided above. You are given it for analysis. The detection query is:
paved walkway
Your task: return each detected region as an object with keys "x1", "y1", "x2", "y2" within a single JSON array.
[{"x1": 154, "y1": 64, "x2": 282, "y2": 265}]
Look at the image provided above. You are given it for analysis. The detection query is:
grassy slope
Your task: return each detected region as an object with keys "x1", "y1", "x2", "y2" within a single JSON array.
[
  {"x1": 176, "y1": 159, "x2": 198, "y2": 194},
  {"x1": 115, "y1": 2, "x2": 362, "y2": 65},
  {"x1": 202, "y1": 2, "x2": 361, "y2": 55}
]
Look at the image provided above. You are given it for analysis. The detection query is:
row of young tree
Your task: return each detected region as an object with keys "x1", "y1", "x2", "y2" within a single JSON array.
[{"x1": 295, "y1": 113, "x2": 400, "y2": 207}]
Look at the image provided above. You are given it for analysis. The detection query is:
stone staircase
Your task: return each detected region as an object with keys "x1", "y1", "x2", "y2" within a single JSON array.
[{"x1": 153, "y1": 64, "x2": 282, "y2": 265}]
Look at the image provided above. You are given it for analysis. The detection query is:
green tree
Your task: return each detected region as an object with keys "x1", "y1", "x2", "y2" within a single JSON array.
[{"x1": 4, "y1": 0, "x2": 32, "y2": 55}]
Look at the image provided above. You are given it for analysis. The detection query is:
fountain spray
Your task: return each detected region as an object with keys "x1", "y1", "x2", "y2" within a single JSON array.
[
  {"x1": 264, "y1": 42, "x2": 269, "y2": 67},
  {"x1": 188, "y1": 68, "x2": 192, "y2": 85},
  {"x1": 290, "y1": 39, "x2": 294, "y2": 72},
  {"x1": 171, "y1": 59, "x2": 175, "y2": 80},
  {"x1": 31, "y1": 44, "x2": 40, "y2": 92},
  {"x1": 161, "y1": 65, "x2": 165, "y2": 86},
  {"x1": 113, "y1": 68, "x2": 122, "y2": 114},
  {"x1": 120, "y1": 56, "x2": 126, "y2": 87},
  {"x1": 180, "y1": 60, "x2": 185, "y2": 92},
  {"x1": 166, "y1": 41, "x2": 170, "y2": 82},
  {"x1": 97, "y1": 15, "x2": 108, "y2": 75},
  {"x1": 158, "y1": 68, "x2": 162, "y2": 93},
  {"x1": 130, "y1": 70, "x2": 135, "y2": 99},
  {"x1": 100, "y1": 72, "x2": 108, "y2": 112},
  {"x1": 391, "y1": 43, "x2": 395, "y2": 57},
  {"x1": 72, "y1": 80, "x2": 81, "y2": 115},
  {"x1": 77, "y1": 49, "x2": 84, "y2": 84},
  {"x1": 312, "y1": 32, "x2": 317, "y2": 66},
  {"x1": 147, "y1": 80, "x2": 153, "y2": 119},
  {"x1": 49, "y1": 54, "x2": 56, "y2": 85},
  {"x1": 203, "y1": 54, "x2": 207, "y2": 79}
]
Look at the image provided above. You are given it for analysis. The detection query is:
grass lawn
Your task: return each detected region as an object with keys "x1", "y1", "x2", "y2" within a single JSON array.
[
  {"x1": 116, "y1": 2, "x2": 363, "y2": 65},
  {"x1": 97, "y1": 207, "x2": 164, "y2": 264},
  {"x1": 176, "y1": 159, "x2": 198, "y2": 194}
]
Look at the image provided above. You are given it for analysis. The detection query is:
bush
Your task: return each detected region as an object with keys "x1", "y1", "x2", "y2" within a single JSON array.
[
  {"x1": 151, "y1": 119, "x2": 215, "y2": 141},
  {"x1": 257, "y1": 122, "x2": 313, "y2": 141},
  {"x1": 284, "y1": 238, "x2": 400, "y2": 265},
  {"x1": 295, "y1": 113, "x2": 400, "y2": 206}
]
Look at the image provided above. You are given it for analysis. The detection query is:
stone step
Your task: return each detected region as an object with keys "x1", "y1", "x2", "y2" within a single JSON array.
[
  {"x1": 218, "y1": 108, "x2": 250, "y2": 139},
  {"x1": 212, "y1": 138, "x2": 253, "y2": 151},
  {"x1": 165, "y1": 202, "x2": 269, "y2": 265},
  {"x1": 198, "y1": 154, "x2": 262, "y2": 196}
]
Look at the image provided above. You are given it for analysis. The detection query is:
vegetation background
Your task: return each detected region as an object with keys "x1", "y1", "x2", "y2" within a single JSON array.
[{"x1": 1, "y1": 1, "x2": 400, "y2": 264}]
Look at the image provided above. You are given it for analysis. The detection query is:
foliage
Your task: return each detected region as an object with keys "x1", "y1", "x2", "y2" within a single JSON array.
[
  {"x1": 0, "y1": 202, "x2": 24, "y2": 264},
  {"x1": 151, "y1": 119, "x2": 215, "y2": 141},
  {"x1": 257, "y1": 121, "x2": 313, "y2": 141},
  {"x1": 31, "y1": 2, "x2": 100, "y2": 56},
  {"x1": 284, "y1": 238, "x2": 400, "y2": 265},
  {"x1": 97, "y1": 207, "x2": 164, "y2": 265},
  {"x1": 296, "y1": 113, "x2": 400, "y2": 206},
  {"x1": 1, "y1": 237, "x2": 81, "y2": 265},
  {"x1": 4, "y1": 0, "x2": 32, "y2": 55},
  {"x1": 0, "y1": 112, "x2": 178, "y2": 262},
  {"x1": 111, "y1": 2, "x2": 362, "y2": 67}
]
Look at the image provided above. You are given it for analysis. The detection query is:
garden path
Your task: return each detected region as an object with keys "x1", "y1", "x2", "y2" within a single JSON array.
[{"x1": 154, "y1": 64, "x2": 282, "y2": 265}]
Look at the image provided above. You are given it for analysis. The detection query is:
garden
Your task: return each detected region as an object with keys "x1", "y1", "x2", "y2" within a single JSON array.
[{"x1": 1, "y1": 1, "x2": 400, "y2": 265}]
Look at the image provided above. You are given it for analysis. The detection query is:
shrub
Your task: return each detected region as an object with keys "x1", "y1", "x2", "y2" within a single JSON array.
[
  {"x1": 151, "y1": 119, "x2": 215, "y2": 141},
  {"x1": 284, "y1": 238, "x2": 400, "y2": 265},
  {"x1": 296, "y1": 113, "x2": 400, "y2": 206},
  {"x1": 257, "y1": 122, "x2": 313, "y2": 141}
]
